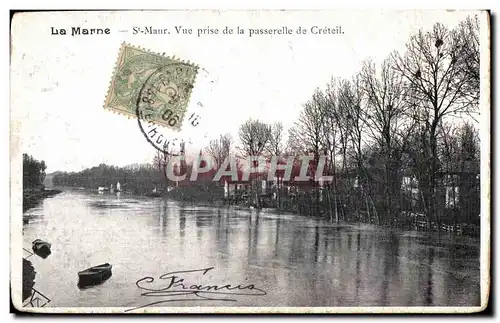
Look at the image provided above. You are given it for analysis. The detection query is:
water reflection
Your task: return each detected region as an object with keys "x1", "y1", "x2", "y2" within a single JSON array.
[{"x1": 22, "y1": 191, "x2": 481, "y2": 308}]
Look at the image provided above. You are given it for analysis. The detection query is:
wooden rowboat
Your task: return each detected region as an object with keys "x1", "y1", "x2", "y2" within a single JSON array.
[
  {"x1": 32, "y1": 239, "x2": 51, "y2": 258},
  {"x1": 78, "y1": 263, "x2": 112, "y2": 288}
]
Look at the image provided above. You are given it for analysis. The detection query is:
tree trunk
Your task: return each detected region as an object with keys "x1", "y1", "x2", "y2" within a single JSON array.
[
  {"x1": 326, "y1": 184, "x2": 333, "y2": 222},
  {"x1": 365, "y1": 194, "x2": 371, "y2": 224},
  {"x1": 277, "y1": 177, "x2": 281, "y2": 210},
  {"x1": 430, "y1": 124, "x2": 441, "y2": 232},
  {"x1": 254, "y1": 180, "x2": 260, "y2": 209},
  {"x1": 384, "y1": 162, "x2": 392, "y2": 226}
]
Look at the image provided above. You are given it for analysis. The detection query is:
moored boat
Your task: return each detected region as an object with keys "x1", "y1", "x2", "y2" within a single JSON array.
[
  {"x1": 32, "y1": 239, "x2": 51, "y2": 258},
  {"x1": 78, "y1": 263, "x2": 112, "y2": 288}
]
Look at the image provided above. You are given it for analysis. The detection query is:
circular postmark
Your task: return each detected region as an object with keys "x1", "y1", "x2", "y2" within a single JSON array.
[{"x1": 136, "y1": 62, "x2": 200, "y2": 155}]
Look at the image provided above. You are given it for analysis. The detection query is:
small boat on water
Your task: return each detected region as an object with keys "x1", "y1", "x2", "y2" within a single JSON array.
[
  {"x1": 78, "y1": 263, "x2": 112, "y2": 288},
  {"x1": 32, "y1": 239, "x2": 51, "y2": 258}
]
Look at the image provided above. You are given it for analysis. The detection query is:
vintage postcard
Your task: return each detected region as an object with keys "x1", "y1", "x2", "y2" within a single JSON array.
[{"x1": 10, "y1": 10, "x2": 490, "y2": 314}]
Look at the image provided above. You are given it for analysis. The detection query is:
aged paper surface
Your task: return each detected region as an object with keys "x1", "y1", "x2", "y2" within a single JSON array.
[{"x1": 10, "y1": 10, "x2": 490, "y2": 313}]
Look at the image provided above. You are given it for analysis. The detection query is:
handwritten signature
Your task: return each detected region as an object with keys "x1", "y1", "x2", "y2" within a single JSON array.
[{"x1": 125, "y1": 267, "x2": 266, "y2": 312}]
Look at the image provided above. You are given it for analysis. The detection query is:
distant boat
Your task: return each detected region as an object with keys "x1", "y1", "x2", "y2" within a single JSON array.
[
  {"x1": 97, "y1": 187, "x2": 109, "y2": 192},
  {"x1": 78, "y1": 263, "x2": 112, "y2": 288},
  {"x1": 32, "y1": 239, "x2": 51, "y2": 258}
]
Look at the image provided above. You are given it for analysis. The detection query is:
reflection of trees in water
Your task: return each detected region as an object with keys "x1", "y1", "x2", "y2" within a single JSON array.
[
  {"x1": 246, "y1": 212, "x2": 261, "y2": 264},
  {"x1": 287, "y1": 226, "x2": 306, "y2": 265},
  {"x1": 273, "y1": 216, "x2": 282, "y2": 259},
  {"x1": 311, "y1": 229, "x2": 414, "y2": 306},
  {"x1": 355, "y1": 231, "x2": 361, "y2": 303},
  {"x1": 425, "y1": 248, "x2": 435, "y2": 305},
  {"x1": 380, "y1": 231, "x2": 400, "y2": 305},
  {"x1": 214, "y1": 209, "x2": 230, "y2": 257},
  {"x1": 161, "y1": 201, "x2": 168, "y2": 236},
  {"x1": 251, "y1": 215, "x2": 260, "y2": 261},
  {"x1": 179, "y1": 208, "x2": 186, "y2": 239},
  {"x1": 246, "y1": 214, "x2": 252, "y2": 264},
  {"x1": 156, "y1": 204, "x2": 479, "y2": 306},
  {"x1": 313, "y1": 225, "x2": 320, "y2": 263}
]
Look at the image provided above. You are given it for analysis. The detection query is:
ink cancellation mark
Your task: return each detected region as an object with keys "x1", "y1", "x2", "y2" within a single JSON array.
[
  {"x1": 135, "y1": 64, "x2": 203, "y2": 154},
  {"x1": 104, "y1": 43, "x2": 199, "y2": 131}
]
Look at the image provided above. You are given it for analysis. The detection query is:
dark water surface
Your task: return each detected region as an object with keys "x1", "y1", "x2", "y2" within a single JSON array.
[{"x1": 22, "y1": 190, "x2": 481, "y2": 309}]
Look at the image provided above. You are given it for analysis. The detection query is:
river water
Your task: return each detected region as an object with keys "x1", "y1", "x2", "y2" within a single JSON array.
[{"x1": 22, "y1": 190, "x2": 481, "y2": 309}]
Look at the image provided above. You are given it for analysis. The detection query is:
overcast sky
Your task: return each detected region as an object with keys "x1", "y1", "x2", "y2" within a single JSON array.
[{"x1": 11, "y1": 10, "x2": 478, "y2": 173}]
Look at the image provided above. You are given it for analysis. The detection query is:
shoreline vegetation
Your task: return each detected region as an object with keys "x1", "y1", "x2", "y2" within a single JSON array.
[
  {"x1": 53, "y1": 185, "x2": 480, "y2": 237},
  {"x1": 50, "y1": 16, "x2": 480, "y2": 237}
]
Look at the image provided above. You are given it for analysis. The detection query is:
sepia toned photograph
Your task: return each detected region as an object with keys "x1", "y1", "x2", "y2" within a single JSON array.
[{"x1": 10, "y1": 9, "x2": 490, "y2": 313}]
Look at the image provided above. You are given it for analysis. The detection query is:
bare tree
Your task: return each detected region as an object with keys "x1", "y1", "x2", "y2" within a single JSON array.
[
  {"x1": 391, "y1": 22, "x2": 478, "y2": 231},
  {"x1": 336, "y1": 75, "x2": 382, "y2": 225},
  {"x1": 456, "y1": 15, "x2": 480, "y2": 107},
  {"x1": 152, "y1": 143, "x2": 175, "y2": 185},
  {"x1": 438, "y1": 122, "x2": 461, "y2": 222},
  {"x1": 322, "y1": 79, "x2": 345, "y2": 223},
  {"x1": 266, "y1": 122, "x2": 285, "y2": 209},
  {"x1": 339, "y1": 75, "x2": 366, "y2": 170},
  {"x1": 205, "y1": 133, "x2": 233, "y2": 168},
  {"x1": 266, "y1": 122, "x2": 285, "y2": 157},
  {"x1": 456, "y1": 123, "x2": 480, "y2": 224},
  {"x1": 325, "y1": 79, "x2": 351, "y2": 175},
  {"x1": 360, "y1": 58, "x2": 417, "y2": 226},
  {"x1": 289, "y1": 89, "x2": 326, "y2": 159},
  {"x1": 238, "y1": 119, "x2": 272, "y2": 157},
  {"x1": 289, "y1": 89, "x2": 330, "y2": 217},
  {"x1": 439, "y1": 123, "x2": 460, "y2": 176},
  {"x1": 238, "y1": 119, "x2": 272, "y2": 208}
]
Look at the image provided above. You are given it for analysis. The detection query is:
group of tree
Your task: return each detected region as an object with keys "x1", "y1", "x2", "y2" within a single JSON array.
[
  {"x1": 52, "y1": 163, "x2": 165, "y2": 195},
  {"x1": 23, "y1": 153, "x2": 47, "y2": 190},
  {"x1": 284, "y1": 16, "x2": 481, "y2": 229},
  {"x1": 182, "y1": 16, "x2": 480, "y2": 231}
]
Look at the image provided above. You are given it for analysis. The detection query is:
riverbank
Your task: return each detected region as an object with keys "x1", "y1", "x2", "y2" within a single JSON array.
[
  {"x1": 23, "y1": 189, "x2": 62, "y2": 213},
  {"x1": 55, "y1": 187, "x2": 480, "y2": 237}
]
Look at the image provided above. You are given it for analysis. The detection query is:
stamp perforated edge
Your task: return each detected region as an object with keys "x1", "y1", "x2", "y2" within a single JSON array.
[{"x1": 103, "y1": 42, "x2": 200, "y2": 131}]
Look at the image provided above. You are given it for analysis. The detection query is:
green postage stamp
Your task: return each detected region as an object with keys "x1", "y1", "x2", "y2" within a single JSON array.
[{"x1": 104, "y1": 43, "x2": 199, "y2": 130}]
